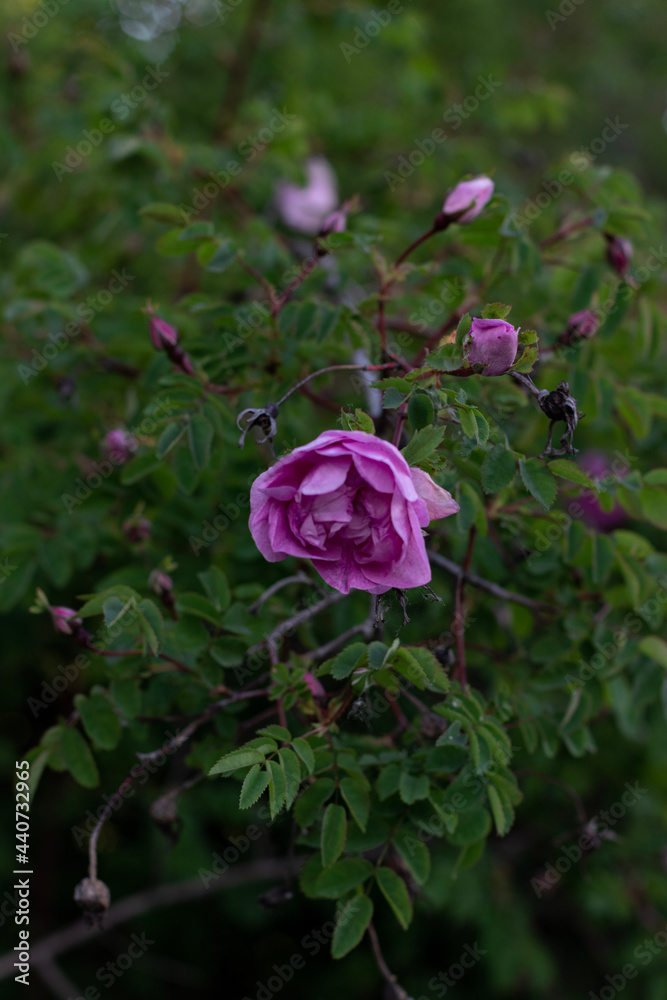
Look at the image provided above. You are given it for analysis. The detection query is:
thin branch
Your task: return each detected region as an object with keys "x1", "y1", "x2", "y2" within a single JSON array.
[
  {"x1": 367, "y1": 922, "x2": 412, "y2": 1000},
  {"x1": 248, "y1": 572, "x2": 312, "y2": 613},
  {"x1": 0, "y1": 859, "x2": 301, "y2": 981},
  {"x1": 247, "y1": 590, "x2": 348, "y2": 657},
  {"x1": 37, "y1": 960, "x2": 84, "y2": 1000},
  {"x1": 538, "y1": 215, "x2": 594, "y2": 250},
  {"x1": 275, "y1": 362, "x2": 398, "y2": 408},
  {"x1": 428, "y1": 549, "x2": 558, "y2": 613},
  {"x1": 304, "y1": 619, "x2": 375, "y2": 662}
]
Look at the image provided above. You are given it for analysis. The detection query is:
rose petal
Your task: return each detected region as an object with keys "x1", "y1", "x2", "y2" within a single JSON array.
[{"x1": 409, "y1": 467, "x2": 460, "y2": 522}]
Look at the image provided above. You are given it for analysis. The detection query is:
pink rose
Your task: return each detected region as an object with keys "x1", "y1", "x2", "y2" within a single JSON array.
[
  {"x1": 465, "y1": 317, "x2": 519, "y2": 376},
  {"x1": 275, "y1": 157, "x2": 339, "y2": 235},
  {"x1": 249, "y1": 430, "x2": 458, "y2": 595},
  {"x1": 442, "y1": 176, "x2": 494, "y2": 224}
]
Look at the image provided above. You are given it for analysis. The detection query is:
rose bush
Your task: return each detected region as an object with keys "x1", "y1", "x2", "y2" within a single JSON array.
[{"x1": 249, "y1": 429, "x2": 458, "y2": 594}]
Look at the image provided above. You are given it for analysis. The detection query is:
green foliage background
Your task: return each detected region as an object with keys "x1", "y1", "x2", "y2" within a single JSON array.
[{"x1": 1, "y1": 1, "x2": 667, "y2": 998}]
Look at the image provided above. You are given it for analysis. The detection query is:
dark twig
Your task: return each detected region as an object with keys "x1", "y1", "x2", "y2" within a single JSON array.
[
  {"x1": 367, "y1": 922, "x2": 412, "y2": 1000},
  {"x1": 248, "y1": 572, "x2": 312, "y2": 613},
  {"x1": 428, "y1": 550, "x2": 558, "y2": 613}
]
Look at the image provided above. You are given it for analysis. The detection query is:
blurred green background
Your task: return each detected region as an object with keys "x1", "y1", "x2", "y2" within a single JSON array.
[{"x1": 1, "y1": 1, "x2": 667, "y2": 998}]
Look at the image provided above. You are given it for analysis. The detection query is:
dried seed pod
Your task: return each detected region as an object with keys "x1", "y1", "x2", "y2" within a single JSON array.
[{"x1": 74, "y1": 877, "x2": 110, "y2": 926}]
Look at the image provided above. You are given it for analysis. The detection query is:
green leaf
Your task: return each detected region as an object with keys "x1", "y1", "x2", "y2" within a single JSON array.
[
  {"x1": 519, "y1": 458, "x2": 557, "y2": 510},
  {"x1": 294, "y1": 777, "x2": 336, "y2": 826},
  {"x1": 205, "y1": 239, "x2": 237, "y2": 272},
  {"x1": 376, "y1": 867, "x2": 413, "y2": 930},
  {"x1": 267, "y1": 759, "x2": 286, "y2": 819},
  {"x1": 279, "y1": 748, "x2": 301, "y2": 809},
  {"x1": 640, "y1": 488, "x2": 667, "y2": 530},
  {"x1": 209, "y1": 749, "x2": 265, "y2": 776},
  {"x1": 487, "y1": 784, "x2": 513, "y2": 836},
  {"x1": 331, "y1": 896, "x2": 373, "y2": 959},
  {"x1": 321, "y1": 803, "x2": 347, "y2": 867},
  {"x1": 401, "y1": 426, "x2": 445, "y2": 466},
  {"x1": 239, "y1": 764, "x2": 271, "y2": 809},
  {"x1": 139, "y1": 201, "x2": 186, "y2": 225},
  {"x1": 377, "y1": 763, "x2": 402, "y2": 801},
  {"x1": 314, "y1": 858, "x2": 374, "y2": 898},
  {"x1": 331, "y1": 642, "x2": 367, "y2": 680},
  {"x1": 447, "y1": 806, "x2": 492, "y2": 847},
  {"x1": 639, "y1": 636, "x2": 667, "y2": 670},
  {"x1": 60, "y1": 727, "x2": 99, "y2": 788},
  {"x1": 74, "y1": 692, "x2": 122, "y2": 751},
  {"x1": 393, "y1": 830, "x2": 430, "y2": 885},
  {"x1": 197, "y1": 566, "x2": 231, "y2": 612},
  {"x1": 258, "y1": 724, "x2": 291, "y2": 741},
  {"x1": 455, "y1": 312, "x2": 472, "y2": 346},
  {"x1": 482, "y1": 302, "x2": 512, "y2": 319},
  {"x1": 399, "y1": 771, "x2": 430, "y2": 804},
  {"x1": 177, "y1": 593, "x2": 222, "y2": 626},
  {"x1": 120, "y1": 453, "x2": 162, "y2": 485},
  {"x1": 408, "y1": 391, "x2": 434, "y2": 430},
  {"x1": 482, "y1": 445, "x2": 516, "y2": 494},
  {"x1": 156, "y1": 422, "x2": 186, "y2": 459},
  {"x1": 292, "y1": 737, "x2": 316, "y2": 775},
  {"x1": 188, "y1": 414, "x2": 214, "y2": 470},
  {"x1": 547, "y1": 458, "x2": 596, "y2": 489},
  {"x1": 340, "y1": 775, "x2": 370, "y2": 832}
]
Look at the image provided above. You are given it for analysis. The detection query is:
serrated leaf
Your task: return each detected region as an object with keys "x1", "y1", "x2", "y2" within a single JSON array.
[
  {"x1": 547, "y1": 459, "x2": 596, "y2": 489},
  {"x1": 267, "y1": 759, "x2": 286, "y2": 819},
  {"x1": 376, "y1": 867, "x2": 412, "y2": 930},
  {"x1": 519, "y1": 458, "x2": 557, "y2": 510},
  {"x1": 209, "y1": 749, "x2": 265, "y2": 775},
  {"x1": 401, "y1": 425, "x2": 445, "y2": 466},
  {"x1": 279, "y1": 748, "x2": 301, "y2": 809},
  {"x1": 156, "y1": 422, "x2": 186, "y2": 458},
  {"x1": 239, "y1": 764, "x2": 271, "y2": 808},
  {"x1": 75, "y1": 692, "x2": 122, "y2": 751},
  {"x1": 331, "y1": 643, "x2": 367, "y2": 680},
  {"x1": 197, "y1": 566, "x2": 231, "y2": 612},
  {"x1": 294, "y1": 777, "x2": 335, "y2": 826},
  {"x1": 393, "y1": 830, "x2": 430, "y2": 884},
  {"x1": 314, "y1": 858, "x2": 373, "y2": 898},
  {"x1": 60, "y1": 727, "x2": 99, "y2": 788},
  {"x1": 331, "y1": 896, "x2": 373, "y2": 959},
  {"x1": 399, "y1": 771, "x2": 430, "y2": 804},
  {"x1": 258, "y1": 725, "x2": 291, "y2": 742},
  {"x1": 292, "y1": 737, "x2": 315, "y2": 775},
  {"x1": 321, "y1": 803, "x2": 347, "y2": 867},
  {"x1": 340, "y1": 775, "x2": 370, "y2": 832},
  {"x1": 482, "y1": 445, "x2": 516, "y2": 493}
]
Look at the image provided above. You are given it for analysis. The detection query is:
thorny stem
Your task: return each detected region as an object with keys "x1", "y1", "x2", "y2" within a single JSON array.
[{"x1": 428, "y1": 549, "x2": 558, "y2": 613}]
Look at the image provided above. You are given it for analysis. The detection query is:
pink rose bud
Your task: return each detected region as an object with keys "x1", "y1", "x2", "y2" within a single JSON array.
[
  {"x1": 249, "y1": 430, "x2": 459, "y2": 595},
  {"x1": 50, "y1": 606, "x2": 82, "y2": 635},
  {"x1": 123, "y1": 516, "x2": 152, "y2": 543},
  {"x1": 566, "y1": 309, "x2": 600, "y2": 342},
  {"x1": 103, "y1": 429, "x2": 135, "y2": 464},
  {"x1": 319, "y1": 209, "x2": 347, "y2": 237},
  {"x1": 149, "y1": 315, "x2": 179, "y2": 350},
  {"x1": 304, "y1": 671, "x2": 326, "y2": 702},
  {"x1": 578, "y1": 451, "x2": 627, "y2": 531},
  {"x1": 149, "y1": 569, "x2": 173, "y2": 595},
  {"x1": 275, "y1": 157, "x2": 339, "y2": 235},
  {"x1": 465, "y1": 317, "x2": 519, "y2": 376},
  {"x1": 605, "y1": 234, "x2": 633, "y2": 276},
  {"x1": 442, "y1": 176, "x2": 494, "y2": 224}
]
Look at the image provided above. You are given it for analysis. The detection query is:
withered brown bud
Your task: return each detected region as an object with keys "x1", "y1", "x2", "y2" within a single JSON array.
[{"x1": 74, "y1": 877, "x2": 110, "y2": 925}]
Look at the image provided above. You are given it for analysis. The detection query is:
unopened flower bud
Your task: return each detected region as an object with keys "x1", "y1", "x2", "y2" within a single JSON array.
[
  {"x1": 566, "y1": 309, "x2": 599, "y2": 342},
  {"x1": 319, "y1": 208, "x2": 347, "y2": 237},
  {"x1": 465, "y1": 317, "x2": 519, "y2": 376},
  {"x1": 50, "y1": 606, "x2": 82, "y2": 635},
  {"x1": 123, "y1": 516, "x2": 152, "y2": 543},
  {"x1": 149, "y1": 570, "x2": 173, "y2": 596},
  {"x1": 303, "y1": 671, "x2": 326, "y2": 704},
  {"x1": 149, "y1": 314, "x2": 179, "y2": 350},
  {"x1": 441, "y1": 176, "x2": 494, "y2": 224},
  {"x1": 103, "y1": 429, "x2": 135, "y2": 465},
  {"x1": 605, "y1": 233, "x2": 633, "y2": 276}
]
